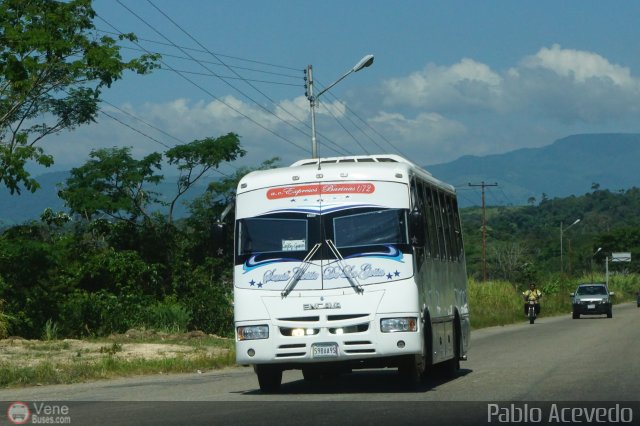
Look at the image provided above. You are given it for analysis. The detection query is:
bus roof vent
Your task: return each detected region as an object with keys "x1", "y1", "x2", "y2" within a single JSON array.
[{"x1": 290, "y1": 154, "x2": 406, "y2": 167}]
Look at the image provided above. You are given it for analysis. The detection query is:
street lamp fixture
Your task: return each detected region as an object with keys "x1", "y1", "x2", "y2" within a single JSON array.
[
  {"x1": 306, "y1": 54, "x2": 374, "y2": 158},
  {"x1": 560, "y1": 218, "x2": 580, "y2": 275},
  {"x1": 591, "y1": 247, "x2": 602, "y2": 282}
]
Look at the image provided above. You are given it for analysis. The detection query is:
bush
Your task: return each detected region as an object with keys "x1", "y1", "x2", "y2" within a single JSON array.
[
  {"x1": 468, "y1": 279, "x2": 523, "y2": 328},
  {"x1": 182, "y1": 284, "x2": 233, "y2": 337},
  {"x1": 143, "y1": 297, "x2": 191, "y2": 333},
  {"x1": 59, "y1": 290, "x2": 150, "y2": 337},
  {"x1": 0, "y1": 297, "x2": 12, "y2": 339},
  {"x1": 42, "y1": 319, "x2": 59, "y2": 341}
]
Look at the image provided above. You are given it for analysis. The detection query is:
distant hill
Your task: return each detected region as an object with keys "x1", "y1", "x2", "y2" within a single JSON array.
[
  {"x1": 0, "y1": 171, "x2": 217, "y2": 226},
  {"x1": 426, "y1": 133, "x2": 640, "y2": 207},
  {"x1": 1, "y1": 133, "x2": 640, "y2": 223}
]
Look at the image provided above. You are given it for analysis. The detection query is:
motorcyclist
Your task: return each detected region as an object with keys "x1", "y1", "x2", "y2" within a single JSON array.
[{"x1": 523, "y1": 283, "x2": 542, "y2": 316}]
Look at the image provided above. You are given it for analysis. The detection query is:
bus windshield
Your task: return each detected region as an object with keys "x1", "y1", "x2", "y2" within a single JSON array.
[
  {"x1": 238, "y1": 218, "x2": 308, "y2": 255},
  {"x1": 237, "y1": 208, "x2": 407, "y2": 258},
  {"x1": 333, "y1": 209, "x2": 407, "y2": 248}
]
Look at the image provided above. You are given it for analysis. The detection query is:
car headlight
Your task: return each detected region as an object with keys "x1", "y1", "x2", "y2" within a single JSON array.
[
  {"x1": 380, "y1": 317, "x2": 417, "y2": 333},
  {"x1": 237, "y1": 325, "x2": 269, "y2": 341}
]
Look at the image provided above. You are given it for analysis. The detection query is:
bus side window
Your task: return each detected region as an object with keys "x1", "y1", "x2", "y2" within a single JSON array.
[
  {"x1": 451, "y1": 197, "x2": 464, "y2": 258},
  {"x1": 429, "y1": 187, "x2": 442, "y2": 260},
  {"x1": 418, "y1": 181, "x2": 431, "y2": 257},
  {"x1": 444, "y1": 194, "x2": 458, "y2": 261},
  {"x1": 436, "y1": 190, "x2": 449, "y2": 261},
  {"x1": 426, "y1": 185, "x2": 439, "y2": 260},
  {"x1": 409, "y1": 176, "x2": 426, "y2": 250}
]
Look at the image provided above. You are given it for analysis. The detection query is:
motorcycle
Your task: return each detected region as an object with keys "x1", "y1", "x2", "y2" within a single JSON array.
[{"x1": 527, "y1": 300, "x2": 537, "y2": 324}]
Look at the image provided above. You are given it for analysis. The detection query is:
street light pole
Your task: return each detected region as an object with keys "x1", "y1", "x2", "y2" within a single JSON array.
[
  {"x1": 560, "y1": 218, "x2": 580, "y2": 275},
  {"x1": 591, "y1": 247, "x2": 602, "y2": 282},
  {"x1": 306, "y1": 54, "x2": 374, "y2": 158}
]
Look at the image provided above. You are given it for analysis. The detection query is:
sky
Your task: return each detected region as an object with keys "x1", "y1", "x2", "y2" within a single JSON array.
[{"x1": 34, "y1": 0, "x2": 640, "y2": 179}]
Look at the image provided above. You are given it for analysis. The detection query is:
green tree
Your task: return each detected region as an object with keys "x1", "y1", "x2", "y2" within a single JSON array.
[
  {"x1": 59, "y1": 134, "x2": 245, "y2": 225},
  {"x1": 164, "y1": 132, "x2": 245, "y2": 223},
  {"x1": 0, "y1": 0, "x2": 157, "y2": 194},
  {"x1": 58, "y1": 147, "x2": 164, "y2": 224}
]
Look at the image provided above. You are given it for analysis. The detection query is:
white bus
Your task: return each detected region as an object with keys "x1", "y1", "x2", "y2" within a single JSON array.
[{"x1": 232, "y1": 154, "x2": 470, "y2": 391}]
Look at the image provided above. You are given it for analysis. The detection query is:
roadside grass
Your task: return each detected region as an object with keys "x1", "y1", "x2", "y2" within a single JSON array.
[
  {"x1": 469, "y1": 273, "x2": 639, "y2": 329},
  {"x1": 0, "y1": 333, "x2": 236, "y2": 388}
]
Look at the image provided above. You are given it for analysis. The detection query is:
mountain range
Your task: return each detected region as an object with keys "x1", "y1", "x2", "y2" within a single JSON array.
[
  {"x1": 1, "y1": 133, "x2": 639, "y2": 224},
  {"x1": 426, "y1": 133, "x2": 640, "y2": 207}
]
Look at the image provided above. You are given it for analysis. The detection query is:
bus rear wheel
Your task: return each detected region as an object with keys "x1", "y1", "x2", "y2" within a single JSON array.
[
  {"x1": 438, "y1": 319, "x2": 460, "y2": 378},
  {"x1": 255, "y1": 365, "x2": 282, "y2": 392}
]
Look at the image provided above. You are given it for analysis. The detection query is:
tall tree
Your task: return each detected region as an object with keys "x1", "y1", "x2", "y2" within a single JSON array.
[
  {"x1": 58, "y1": 146, "x2": 164, "y2": 224},
  {"x1": 164, "y1": 133, "x2": 245, "y2": 223},
  {"x1": 0, "y1": 0, "x2": 157, "y2": 194},
  {"x1": 58, "y1": 134, "x2": 246, "y2": 225}
]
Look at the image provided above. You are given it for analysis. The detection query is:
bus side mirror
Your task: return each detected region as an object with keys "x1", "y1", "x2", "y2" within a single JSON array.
[
  {"x1": 211, "y1": 222, "x2": 227, "y2": 256},
  {"x1": 409, "y1": 209, "x2": 425, "y2": 247}
]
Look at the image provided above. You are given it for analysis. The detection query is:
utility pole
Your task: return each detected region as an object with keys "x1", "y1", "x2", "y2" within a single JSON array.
[
  {"x1": 468, "y1": 181, "x2": 498, "y2": 282},
  {"x1": 305, "y1": 55, "x2": 374, "y2": 158}
]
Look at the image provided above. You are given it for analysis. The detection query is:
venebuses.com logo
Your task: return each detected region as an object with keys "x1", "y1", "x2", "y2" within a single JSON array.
[
  {"x1": 7, "y1": 401, "x2": 71, "y2": 424},
  {"x1": 7, "y1": 402, "x2": 30, "y2": 424}
]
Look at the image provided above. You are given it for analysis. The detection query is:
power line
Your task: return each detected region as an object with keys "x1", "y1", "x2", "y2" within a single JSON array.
[
  {"x1": 119, "y1": 0, "x2": 351, "y2": 158},
  {"x1": 95, "y1": 13, "x2": 312, "y2": 156},
  {"x1": 155, "y1": 66, "x2": 302, "y2": 87},
  {"x1": 99, "y1": 109, "x2": 170, "y2": 149},
  {"x1": 93, "y1": 28, "x2": 301, "y2": 72},
  {"x1": 117, "y1": 2, "x2": 308, "y2": 136},
  {"x1": 98, "y1": 105, "x2": 234, "y2": 178},
  {"x1": 101, "y1": 2, "x2": 367, "y2": 159},
  {"x1": 319, "y1": 81, "x2": 407, "y2": 157},
  {"x1": 318, "y1": 102, "x2": 369, "y2": 155},
  {"x1": 497, "y1": 187, "x2": 514, "y2": 206},
  {"x1": 145, "y1": 0, "x2": 356, "y2": 158},
  {"x1": 115, "y1": 45, "x2": 302, "y2": 81}
]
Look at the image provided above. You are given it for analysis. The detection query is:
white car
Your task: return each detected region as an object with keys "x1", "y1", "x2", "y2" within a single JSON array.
[{"x1": 571, "y1": 283, "x2": 613, "y2": 319}]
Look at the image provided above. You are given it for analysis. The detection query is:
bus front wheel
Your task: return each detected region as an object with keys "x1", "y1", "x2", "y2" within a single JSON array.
[
  {"x1": 398, "y1": 354, "x2": 424, "y2": 384},
  {"x1": 255, "y1": 364, "x2": 282, "y2": 392}
]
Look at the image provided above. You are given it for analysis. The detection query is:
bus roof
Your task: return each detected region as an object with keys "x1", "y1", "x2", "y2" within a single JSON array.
[{"x1": 237, "y1": 154, "x2": 455, "y2": 194}]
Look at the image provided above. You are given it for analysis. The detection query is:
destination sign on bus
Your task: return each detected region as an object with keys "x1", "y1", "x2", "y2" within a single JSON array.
[{"x1": 267, "y1": 183, "x2": 375, "y2": 199}]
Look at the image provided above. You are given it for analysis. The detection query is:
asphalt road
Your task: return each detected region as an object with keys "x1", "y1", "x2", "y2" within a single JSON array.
[{"x1": 2, "y1": 303, "x2": 639, "y2": 425}]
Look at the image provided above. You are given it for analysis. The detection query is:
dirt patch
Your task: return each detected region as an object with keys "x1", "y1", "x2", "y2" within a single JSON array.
[{"x1": 0, "y1": 333, "x2": 230, "y2": 368}]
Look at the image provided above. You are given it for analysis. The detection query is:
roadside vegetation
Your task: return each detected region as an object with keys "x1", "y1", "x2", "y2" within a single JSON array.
[
  {"x1": 469, "y1": 273, "x2": 640, "y2": 329},
  {"x1": 0, "y1": 331, "x2": 235, "y2": 388},
  {"x1": 1, "y1": 270, "x2": 637, "y2": 388}
]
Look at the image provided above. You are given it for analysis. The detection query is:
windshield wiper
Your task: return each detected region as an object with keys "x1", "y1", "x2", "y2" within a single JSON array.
[
  {"x1": 281, "y1": 243, "x2": 321, "y2": 298},
  {"x1": 325, "y1": 239, "x2": 364, "y2": 294}
]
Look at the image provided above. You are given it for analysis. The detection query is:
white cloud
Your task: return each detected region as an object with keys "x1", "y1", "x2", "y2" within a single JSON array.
[
  {"x1": 367, "y1": 111, "x2": 468, "y2": 164},
  {"x1": 381, "y1": 58, "x2": 503, "y2": 111},
  {"x1": 517, "y1": 44, "x2": 635, "y2": 87},
  {"x1": 34, "y1": 44, "x2": 640, "y2": 176}
]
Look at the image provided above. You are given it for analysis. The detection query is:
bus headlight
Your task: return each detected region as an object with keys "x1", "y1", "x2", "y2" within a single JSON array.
[
  {"x1": 237, "y1": 325, "x2": 269, "y2": 341},
  {"x1": 380, "y1": 317, "x2": 417, "y2": 333}
]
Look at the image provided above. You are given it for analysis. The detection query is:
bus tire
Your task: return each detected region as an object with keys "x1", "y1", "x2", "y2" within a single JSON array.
[
  {"x1": 398, "y1": 314, "x2": 430, "y2": 384},
  {"x1": 255, "y1": 365, "x2": 282, "y2": 392},
  {"x1": 302, "y1": 367, "x2": 322, "y2": 381},
  {"x1": 398, "y1": 354, "x2": 423, "y2": 384}
]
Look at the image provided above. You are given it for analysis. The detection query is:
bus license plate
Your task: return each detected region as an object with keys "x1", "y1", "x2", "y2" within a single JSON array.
[
  {"x1": 588, "y1": 304, "x2": 596, "y2": 309},
  {"x1": 312, "y1": 343, "x2": 338, "y2": 358}
]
